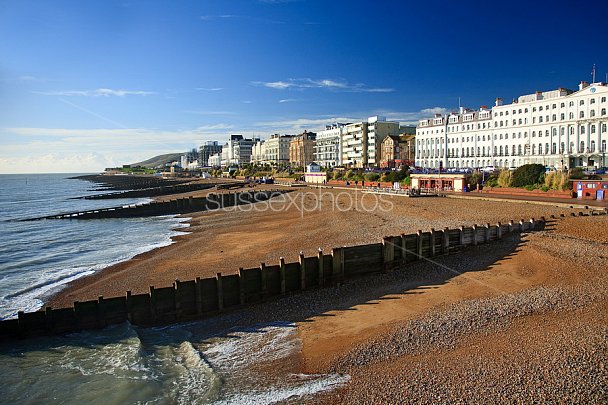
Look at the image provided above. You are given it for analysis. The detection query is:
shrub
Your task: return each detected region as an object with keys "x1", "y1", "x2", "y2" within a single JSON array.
[
  {"x1": 569, "y1": 167, "x2": 584, "y2": 179},
  {"x1": 497, "y1": 169, "x2": 513, "y2": 187},
  {"x1": 511, "y1": 164, "x2": 545, "y2": 187},
  {"x1": 364, "y1": 172, "x2": 380, "y2": 182}
]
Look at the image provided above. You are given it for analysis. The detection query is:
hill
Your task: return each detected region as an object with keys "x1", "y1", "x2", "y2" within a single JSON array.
[{"x1": 130, "y1": 153, "x2": 184, "y2": 169}]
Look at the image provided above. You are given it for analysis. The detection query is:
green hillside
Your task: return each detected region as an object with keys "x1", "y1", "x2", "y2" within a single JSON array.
[{"x1": 131, "y1": 153, "x2": 184, "y2": 169}]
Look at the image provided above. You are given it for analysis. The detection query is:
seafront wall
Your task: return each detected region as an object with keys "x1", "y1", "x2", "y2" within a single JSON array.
[{"x1": 5, "y1": 211, "x2": 602, "y2": 341}]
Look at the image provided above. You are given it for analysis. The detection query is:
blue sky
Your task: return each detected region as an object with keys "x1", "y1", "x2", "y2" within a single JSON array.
[{"x1": 1, "y1": 0, "x2": 607, "y2": 173}]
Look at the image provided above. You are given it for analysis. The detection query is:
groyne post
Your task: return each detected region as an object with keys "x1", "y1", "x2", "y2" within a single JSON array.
[
  {"x1": 317, "y1": 249, "x2": 324, "y2": 286},
  {"x1": 238, "y1": 268, "x2": 246, "y2": 305},
  {"x1": 299, "y1": 252, "x2": 306, "y2": 290},
  {"x1": 195, "y1": 277, "x2": 203, "y2": 315},
  {"x1": 216, "y1": 273, "x2": 223, "y2": 311},
  {"x1": 279, "y1": 257, "x2": 286, "y2": 294},
  {"x1": 416, "y1": 230, "x2": 423, "y2": 258},
  {"x1": 442, "y1": 227, "x2": 450, "y2": 254},
  {"x1": 260, "y1": 263, "x2": 268, "y2": 297}
]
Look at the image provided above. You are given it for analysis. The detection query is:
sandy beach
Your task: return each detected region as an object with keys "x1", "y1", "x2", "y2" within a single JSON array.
[
  {"x1": 42, "y1": 185, "x2": 607, "y2": 401},
  {"x1": 47, "y1": 185, "x2": 584, "y2": 308}
]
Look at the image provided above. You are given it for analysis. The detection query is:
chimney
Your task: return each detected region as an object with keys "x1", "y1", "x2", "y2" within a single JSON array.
[
  {"x1": 579, "y1": 81, "x2": 589, "y2": 91},
  {"x1": 535, "y1": 91, "x2": 543, "y2": 101},
  {"x1": 495, "y1": 97, "x2": 503, "y2": 107}
]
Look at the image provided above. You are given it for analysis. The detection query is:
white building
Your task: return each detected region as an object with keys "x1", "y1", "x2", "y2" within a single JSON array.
[
  {"x1": 264, "y1": 134, "x2": 293, "y2": 164},
  {"x1": 220, "y1": 135, "x2": 259, "y2": 167},
  {"x1": 208, "y1": 152, "x2": 222, "y2": 167},
  {"x1": 314, "y1": 123, "x2": 345, "y2": 167},
  {"x1": 416, "y1": 81, "x2": 608, "y2": 170},
  {"x1": 251, "y1": 139, "x2": 267, "y2": 164},
  {"x1": 342, "y1": 116, "x2": 400, "y2": 167}
]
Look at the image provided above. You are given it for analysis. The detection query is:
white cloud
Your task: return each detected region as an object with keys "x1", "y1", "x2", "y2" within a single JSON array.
[
  {"x1": 420, "y1": 107, "x2": 449, "y2": 116},
  {"x1": 31, "y1": 88, "x2": 156, "y2": 97},
  {"x1": 0, "y1": 125, "x2": 236, "y2": 173},
  {"x1": 195, "y1": 87, "x2": 224, "y2": 91},
  {"x1": 251, "y1": 78, "x2": 395, "y2": 93},
  {"x1": 278, "y1": 98, "x2": 297, "y2": 103}
]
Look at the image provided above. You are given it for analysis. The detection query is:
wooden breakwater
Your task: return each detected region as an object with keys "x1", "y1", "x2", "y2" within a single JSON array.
[
  {"x1": 71, "y1": 174, "x2": 190, "y2": 191},
  {"x1": 23, "y1": 190, "x2": 290, "y2": 221},
  {"x1": 75, "y1": 182, "x2": 217, "y2": 200},
  {"x1": 1, "y1": 214, "x2": 565, "y2": 341}
]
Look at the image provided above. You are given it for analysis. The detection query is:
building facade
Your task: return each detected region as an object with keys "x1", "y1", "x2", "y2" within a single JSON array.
[
  {"x1": 264, "y1": 134, "x2": 293, "y2": 164},
  {"x1": 314, "y1": 123, "x2": 345, "y2": 167},
  {"x1": 251, "y1": 139, "x2": 267, "y2": 164},
  {"x1": 220, "y1": 135, "x2": 258, "y2": 167},
  {"x1": 198, "y1": 141, "x2": 222, "y2": 167},
  {"x1": 180, "y1": 148, "x2": 199, "y2": 169},
  {"x1": 342, "y1": 116, "x2": 400, "y2": 167},
  {"x1": 416, "y1": 81, "x2": 608, "y2": 170},
  {"x1": 289, "y1": 130, "x2": 316, "y2": 166},
  {"x1": 380, "y1": 134, "x2": 415, "y2": 168}
]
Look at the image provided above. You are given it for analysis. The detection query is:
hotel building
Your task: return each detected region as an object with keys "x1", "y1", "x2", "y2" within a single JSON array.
[
  {"x1": 342, "y1": 116, "x2": 401, "y2": 167},
  {"x1": 314, "y1": 123, "x2": 346, "y2": 167},
  {"x1": 416, "y1": 81, "x2": 608, "y2": 170}
]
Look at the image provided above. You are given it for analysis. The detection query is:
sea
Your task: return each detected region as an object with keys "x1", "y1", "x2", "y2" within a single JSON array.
[{"x1": 0, "y1": 174, "x2": 348, "y2": 404}]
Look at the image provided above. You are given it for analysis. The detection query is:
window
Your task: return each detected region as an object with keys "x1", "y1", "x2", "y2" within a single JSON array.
[
  {"x1": 552, "y1": 114, "x2": 556, "y2": 121},
  {"x1": 580, "y1": 111, "x2": 585, "y2": 118},
  {"x1": 533, "y1": 107, "x2": 537, "y2": 112},
  {"x1": 552, "y1": 104, "x2": 557, "y2": 109},
  {"x1": 552, "y1": 143, "x2": 557, "y2": 154},
  {"x1": 580, "y1": 100, "x2": 584, "y2": 105},
  {"x1": 591, "y1": 110, "x2": 596, "y2": 117},
  {"x1": 601, "y1": 96, "x2": 606, "y2": 102},
  {"x1": 569, "y1": 101, "x2": 574, "y2": 107},
  {"x1": 539, "y1": 116, "x2": 544, "y2": 123},
  {"x1": 580, "y1": 141, "x2": 585, "y2": 152},
  {"x1": 591, "y1": 125, "x2": 596, "y2": 134},
  {"x1": 539, "y1": 106, "x2": 543, "y2": 111},
  {"x1": 545, "y1": 143, "x2": 549, "y2": 155},
  {"x1": 590, "y1": 140, "x2": 596, "y2": 152},
  {"x1": 590, "y1": 98, "x2": 596, "y2": 104},
  {"x1": 580, "y1": 126, "x2": 586, "y2": 134},
  {"x1": 561, "y1": 113, "x2": 565, "y2": 120},
  {"x1": 532, "y1": 131, "x2": 536, "y2": 137},
  {"x1": 602, "y1": 108, "x2": 607, "y2": 116},
  {"x1": 569, "y1": 112, "x2": 574, "y2": 119},
  {"x1": 561, "y1": 103, "x2": 565, "y2": 108},
  {"x1": 538, "y1": 144, "x2": 542, "y2": 154}
]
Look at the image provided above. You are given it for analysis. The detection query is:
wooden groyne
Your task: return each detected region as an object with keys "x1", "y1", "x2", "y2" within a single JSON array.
[
  {"x1": 71, "y1": 174, "x2": 189, "y2": 191},
  {"x1": 3, "y1": 213, "x2": 581, "y2": 341},
  {"x1": 74, "y1": 182, "x2": 217, "y2": 200},
  {"x1": 22, "y1": 190, "x2": 291, "y2": 221}
]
